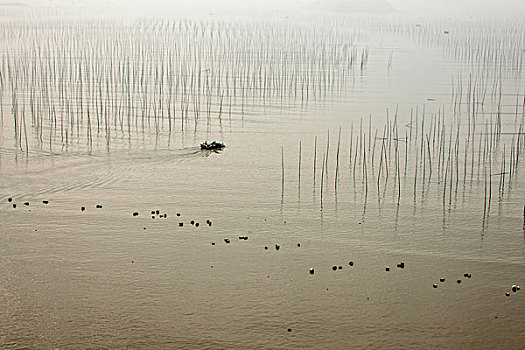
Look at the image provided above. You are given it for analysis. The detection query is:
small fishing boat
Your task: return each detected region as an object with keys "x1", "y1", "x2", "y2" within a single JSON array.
[{"x1": 200, "y1": 141, "x2": 225, "y2": 150}]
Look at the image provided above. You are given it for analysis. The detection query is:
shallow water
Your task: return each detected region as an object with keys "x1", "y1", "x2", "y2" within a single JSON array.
[{"x1": 1, "y1": 9, "x2": 525, "y2": 349}]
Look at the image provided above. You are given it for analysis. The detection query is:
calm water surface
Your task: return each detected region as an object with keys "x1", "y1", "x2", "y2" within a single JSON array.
[{"x1": 1, "y1": 9, "x2": 524, "y2": 349}]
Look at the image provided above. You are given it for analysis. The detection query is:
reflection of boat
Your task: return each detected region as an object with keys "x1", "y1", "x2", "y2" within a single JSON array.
[{"x1": 200, "y1": 141, "x2": 225, "y2": 150}]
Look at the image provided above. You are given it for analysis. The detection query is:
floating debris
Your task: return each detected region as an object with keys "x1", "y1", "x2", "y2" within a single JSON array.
[
  {"x1": 224, "y1": 239, "x2": 230, "y2": 244},
  {"x1": 275, "y1": 244, "x2": 280, "y2": 251},
  {"x1": 133, "y1": 212, "x2": 139, "y2": 216},
  {"x1": 178, "y1": 222, "x2": 183, "y2": 227},
  {"x1": 42, "y1": 200, "x2": 49, "y2": 204},
  {"x1": 96, "y1": 204, "x2": 103, "y2": 209},
  {"x1": 397, "y1": 262, "x2": 405, "y2": 269}
]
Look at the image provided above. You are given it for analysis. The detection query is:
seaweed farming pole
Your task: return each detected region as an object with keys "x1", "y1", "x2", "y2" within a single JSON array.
[
  {"x1": 335, "y1": 126, "x2": 341, "y2": 191},
  {"x1": 313, "y1": 136, "x2": 317, "y2": 187},
  {"x1": 281, "y1": 146, "x2": 285, "y2": 197},
  {"x1": 298, "y1": 141, "x2": 302, "y2": 189}
]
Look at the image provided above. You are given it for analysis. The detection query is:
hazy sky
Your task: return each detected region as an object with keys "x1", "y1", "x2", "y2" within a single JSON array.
[{"x1": 2, "y1": 0, "x2": 525, "y2": 17}]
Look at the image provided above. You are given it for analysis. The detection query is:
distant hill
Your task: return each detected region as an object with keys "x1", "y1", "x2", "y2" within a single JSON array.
[
  {"x1": 0, "y1": 2, "x2": 27, "y2": 5},
  {"x1": 309, "y1": 0, "x2": 396, "y2": 14}
]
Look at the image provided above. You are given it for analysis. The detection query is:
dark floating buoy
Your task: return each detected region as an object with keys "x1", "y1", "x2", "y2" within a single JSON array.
[
  {"x1": 176, "y1": 213, "x2": 181, "y2": 216},
  {"x1": 309, "y1": 268, "x2": 314, "y2": 275},
  {"x1": 24, "y1": 202, "x2": 29, "y2": 206},
  {"x1": 42, "y1": 200, "x2": 49, "y2": 204},
  {"x1": 275, "y1": 244, "x2": 280, "y2": 250},
  {"x1": 332, "y1": 266, "x2": 337, "y2": 271},
  {"x1": 287, "y1": 328, "x2": 292, "y2": 333},
  {"x1": 208, "y1": 221, "x2": 212, "y2": 226},
  {"x1": 96, "y1": 204, "x2": 102, "y2": 208},
  {"x1": 133, "y1": 212, "x2": 139, "y2": 216},
  {"x1": 349, "y1": 261, "x2": 354, "y2": 267},
  {"x1": 433, "y1": 284, "x2": 438, "y2": 288},
  {"x1": 297, "y1": 243, "x2": 301, "y2": 247},
  {"x1": 211, "y1": 242, "x2": 215, "y2": 245},
  {"x1": 195, "y1": 222, "x2": 199, "y2": 227},
  {"x1": 152, "y1": 216, "x2": 155, "y2": 219},
  {"x1": 463, "y1": 273, "x2": 469, "y2": 277},
  {"x1": 131, "y1": 260, "x2": 134, "y2": 263},
  {"x1": 178, "y1": 222, "x2": 183, "y2": 227},
  {"x1": 224, "y1": 239, "x2": 230, "y2": 244},
  {"x1": 505, "y1": 292, "x2": 510, "y2": 297},
  {"x1": 385, "y1": 267, "x2": 390, "y2": 272},
  {"x1": 81, "y1": 206, "x2": 85, "y2": 211},
  {"x1": 190, "y1": 220, "x2": 195, "y2": 225},
  {"x1": 12, "y1": 204, "x2": 17, "y2": 208},
  {"x1": 155, "y1": 210, "x2": 160, "y2": 215},
  {"x1": 143, "y1": 227, "x2": 146, "y2": 230},
  {"x1": 440, "y1": 278, "x2": 446, "y2": 283},
  {"x1": 8, "y1": 197, "x2": 13, "y2": 202},
  {"x1": 338, "y1": 266, "x2": 343, "y2": 270},
  {"x1": 264, "y1": 246, "x2": 268, "y2": 250},
  {"x1": 457, "y1": 279, "x2": 462, "y2": 284},
  {"x1": 512, "y1": 285, "x2": 517, "y2": 293},
  {"x1": 397, "y1": 262, "x2": 405, "y2": 269},
  {"x1": 151, "y1": 211, "x2": 155, "y2": 215},
  {"x1": 467, "y1": 274, "x2": 472, "y2": 279}
]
